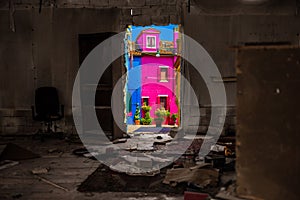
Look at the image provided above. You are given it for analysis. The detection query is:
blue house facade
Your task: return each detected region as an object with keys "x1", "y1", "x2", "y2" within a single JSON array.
[
  {"x1": 125, "y1": 44, "x2": 142, "y2": 124},
  {"x1": 128, "y1": 57, "x2": 141, "y2": 124}
]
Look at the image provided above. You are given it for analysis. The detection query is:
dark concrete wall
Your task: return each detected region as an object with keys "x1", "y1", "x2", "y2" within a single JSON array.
[
  {"x1": 183, "y1": 0, "x2": 300, "y2": 133},
  {"x1": 0, "y1": 7, "x2": 120, "y2": 134},
  {"x1": 0, "y1": 0, "x2": 300, "y2": 135},
  {"x1": 236, "y1": 47, "x2": 300, "y2": 200},
  {"x1": 0, "y1": 2, "x2": 300, "y2": 197},
  {"x1": 184, "y1": 0, "x2": 300, "y2": 105},
  {"x1": 0, "y1": 0, "x2": 182, "y2": 134}
]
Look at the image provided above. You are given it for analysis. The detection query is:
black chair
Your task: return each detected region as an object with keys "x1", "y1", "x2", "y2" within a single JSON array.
[{"x1": 31, "y1": 87, "x2": 64, "y2": 135}]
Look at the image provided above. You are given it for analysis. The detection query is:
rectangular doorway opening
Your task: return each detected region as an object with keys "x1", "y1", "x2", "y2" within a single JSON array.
[{"x1": 124, "y1": 24, "x2": 182, "y2": 132}]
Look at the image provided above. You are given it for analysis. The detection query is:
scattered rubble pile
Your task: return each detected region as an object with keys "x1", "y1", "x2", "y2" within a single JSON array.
[
  {"x1": 0, "y1": 143, "x2": 41, "y2": 171},
  {"x1": 76, "y1": 129, "x2": 239, "y2": 199}
]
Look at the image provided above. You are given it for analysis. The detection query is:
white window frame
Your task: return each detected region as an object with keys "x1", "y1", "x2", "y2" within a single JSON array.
[
  {"x1": 142, "y1": 97, "x2": 150, "y2": 106},
  {"x1": 159, "y1": 66, "x2": 169, "y2": 82},
  {"x1": 146, "y1": 35, "x2": 156, "y2": 49}
]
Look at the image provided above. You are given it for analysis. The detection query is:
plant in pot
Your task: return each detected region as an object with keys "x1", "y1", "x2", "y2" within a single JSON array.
[
  {"x1": 169, "y1": 113, "x2": 178, "y2": 125},
  {"x1": 154, "y1": 107, "x2": 169, "y2": 127},
  {"x1": 141, "y1": 103, "x2": 152, "y2": 125},
  {"x1": 134, "y1": 104, "x2": 140, "y2": 125}
]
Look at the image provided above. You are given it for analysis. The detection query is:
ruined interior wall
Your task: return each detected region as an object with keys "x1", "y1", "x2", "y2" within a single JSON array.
[
  {"x1": 0, "y1": 6, "x2": 120, "y2": 134},
  {"x1": 0, "y1": 0, "x2": 299, "y2": 135},
  {"x1": 0, "y1": 0, "x2": 182, "y2": 135},
  {"x1": 183, "y1": 0, "x2": 300, "y2": 134},
  {"x1": 236, "y1": 47, "x2": 300, "y2": 200}
]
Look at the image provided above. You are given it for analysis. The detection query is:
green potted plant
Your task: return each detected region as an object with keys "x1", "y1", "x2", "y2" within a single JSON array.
[
  {"x1": 141, "y1": 103, "x2": 152, "y2": 125},
  {"x1": 141, "y1": 112, "x2": 152, "y2": 125},
  {"x1": 154, "y1": 107, "x2": 169, "y2": 127},
  {"x1": 134, "y1": 104, "x2": 140, "y2": 125},
  {"x1": 169, "y1": 113, "x2": 178, "y2": 125}
]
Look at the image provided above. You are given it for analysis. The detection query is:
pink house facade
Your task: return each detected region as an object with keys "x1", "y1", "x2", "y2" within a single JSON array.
[{"x1": 136, "y1": 28, "x2": 178, "y2": 124}]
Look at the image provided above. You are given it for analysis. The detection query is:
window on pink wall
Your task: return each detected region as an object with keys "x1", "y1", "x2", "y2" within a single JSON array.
[
  {"x1": 159, "y1": 96, "x2": 168, "y2": 110},
  {"x1": 142, "y1": 97, "x2": 149, "y2": 106},
  {"x1": 159, "y1": 66, "x2": 168, "y2": 82},
  {"x1": 146, "y1": 36, "x2": 156, "y2": 48}
]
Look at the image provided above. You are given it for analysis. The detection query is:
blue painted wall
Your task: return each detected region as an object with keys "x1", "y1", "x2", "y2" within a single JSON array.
[{"x1": 126, "y1": 56, "x2": 142, "y2": 124}]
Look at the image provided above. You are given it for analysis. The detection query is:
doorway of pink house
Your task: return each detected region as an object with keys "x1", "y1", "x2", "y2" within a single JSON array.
[{"x1": 124, "y1": 24, "x2": 182, "y2": 131}]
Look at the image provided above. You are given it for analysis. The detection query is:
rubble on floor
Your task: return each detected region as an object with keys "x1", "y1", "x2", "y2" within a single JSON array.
[
  {"x1": 0, "y1": 129, "x2": 239, "y2": 199},
  {"x1": 0, "y1": 143, "x2": 40, "y2": 161},
  {"x1": 31, "y1": 167, "x2": 49, "y2": 175},
  {"x1": 163, "y1": 164, "x2": 219, "y2": 188},
  {"x1": 0, "y1": 160, "x2": 19, "y2": 170},
  {"x1": 0, "y1": 136, "x2": 100, "y2": 199},
  {"x1": 76, "y1": 128, "x2": 238, "y2": 199}
]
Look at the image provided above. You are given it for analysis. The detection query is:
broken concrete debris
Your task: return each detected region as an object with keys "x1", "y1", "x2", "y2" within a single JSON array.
[
  {"x1": 205, "y1": 154, "x2": 226, "y2": 169},
  {"x1": 35, "y1": 175, "x2": 69, "y2": 192},
  {"x1": 72, "y1": 147, "x2": 89, "y2": 156},
  {"x1": 163, "y1": 165, "x2": 219, "y2": 188},
  {"x1": 112, "y1": 138, "x2": 127, "y2": 144},
  {"x1": 31, "y1": 167, "x2": 49, "y2": 175},
  {"x1": 216, "y1": 191, "x2": 246, "y2": 200},
  {"x1": 0, "y1": 160, "x2": 19, "y2": 170},
  {"x1": 137, "y1": 157, "x2": 153, "y2": 168},
  {"x1": 215, "y1": 183, "x2": 246, "y2": 200},
  {"x1": 109, "y1": 162, "x2": 160, "y2": 176},
  {"x1": 210, "y1": 144, "x2": 226, "y2": 152},
  {"x1": 0, "y1": 143, "x2": 40, "y2": 161},
  {"x1": 47, "y1": 148, "x2": 62, "y2": 154},
  {"x1": 71, "y1": 129, "x2": 237, "y2": 198},
  {"x1": 74, "y1": 133, "x2": 238, "y2": 199}
]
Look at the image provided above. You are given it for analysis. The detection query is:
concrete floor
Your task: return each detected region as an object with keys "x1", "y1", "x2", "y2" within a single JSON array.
[
  {"x1": 0, "y1": 136, "x2": 182, "y2": 200},
  {"x1": 127, "y1": 125, "x2": 177, "y2": 133}
]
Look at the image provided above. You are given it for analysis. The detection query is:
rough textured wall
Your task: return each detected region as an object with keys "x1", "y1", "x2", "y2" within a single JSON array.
[
  {"x1": 183, "y1": 0, "x2": 300, "y2": 134},
  {"x1": 0, "y1": 7, "x2": 120, "y2": 134},
  {"x1": 185, "y1": 0, "x2": 300, "y2": 106},
  {"x1": 236, "y1": 47, "x2": 300, "y2": 200},
  {"x1": 0, "y1": 0, "x2": 182, "y2": 134},
  {"x1": 0, "y1": 0, "x2": 300, "y2": 135},
  {"x1": 0, "y1": 0, "x2": 183, "y2": 29}
]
